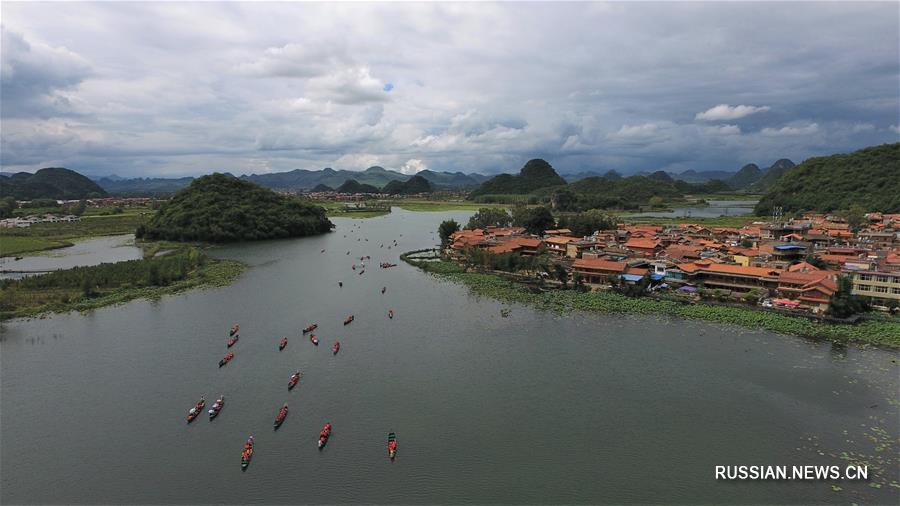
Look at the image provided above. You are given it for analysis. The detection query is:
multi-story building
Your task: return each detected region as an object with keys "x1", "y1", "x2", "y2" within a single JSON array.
[{"x1": 849, "y1": 270, "x2": 900, "y2": 307}]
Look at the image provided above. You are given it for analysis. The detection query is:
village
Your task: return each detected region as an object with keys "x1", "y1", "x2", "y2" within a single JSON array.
[{"x1": 447, "y1": 212, "x2": 900, "y2": 315}]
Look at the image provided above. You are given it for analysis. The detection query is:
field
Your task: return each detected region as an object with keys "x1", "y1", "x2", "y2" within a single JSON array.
[{"x1": 0, "y1": 208, "x2": 151, "y2": 256}]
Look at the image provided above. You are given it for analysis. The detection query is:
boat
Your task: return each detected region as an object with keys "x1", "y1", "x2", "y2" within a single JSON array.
[
  {"x1": 186, "y1": 397, "x2": 205, "y2": 423},
  {"x1": 302, "y1": 324, "x2": 318, "y2": 334},
  {"x1": 388, "y1": 309, "x2": 394, "y2": 319},
  {"x1": 279, "y1": 337, "x2": 288, "y2": 351},
  {"x1": 241, "y1": 436, "x2": 254, "y2": 471},
  {"x1": 230, "y1": 324, "x2": 239, "y2": 337},
  {"x1": 288, "y1": 371, "x2": 302, "y2": 390},
  {"x1": 318, "y1": 423, "x2": 332, "y2": 449},
  {"x1": 343, "y1": 315, "x2": 354, "y2": 325},
  {"x1": 388, "y1": 432, "x2": 397, "y2": 460},
  {"x1": 208, "y1": 396, "x2": 225, "y2": 420},
  {"x1": 310, "y1": 334, "x2": 319, "y2": 345},
  {"x1": 332, "y1": 341, "x2": 340, "y2": 355},
  {"x1": 219, "y1": 352, "x2": 234, "y2": 367},
  {"x1": 381, "y1": 287, "x2": 386, "y2": 294},
  {"x1": 273, "y1": 404, "x2": 289, "y2": 430},
  {"x1": 226, "y1": 334, "x2": 239, "y2": 348}
]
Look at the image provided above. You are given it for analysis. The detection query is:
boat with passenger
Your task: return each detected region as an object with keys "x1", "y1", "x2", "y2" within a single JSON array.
[
  {"x1": 219, "y1": 352, "x2": 234, "y2": 367},
  {"x1": 208, "y1": 396, "x2": 225, "y2": 420},
  {"x1": 343, "y1": 315, "x2": 354, "y2": 325},
  {"x1": 186, "y1": 397, "x2": 205, "y2": 423},
  {"x1": 332, "y1": 341, "x2": 340, "y2": 355},
  {"x1": 230, "y1": 324, "x2": 239, "y2": 336},
  {"x1": 310, "y1": 334, "x2": 319, "y2": 345},
  {"x1": 318, "y1": 423, "x2": 332, "y2": 449},
  {"x1": 288, "y1": 371, "x2": 302, "y2": 390},
  {"x1": 388, "y1": 432, "x2": 397, "y2": 460},
  {"x1": 241, "y1": 436, "x2": 254, "y2": 471},
  {"x1": 273, "y1": 404, "x2": 289, "y2": 430},
  {"x1": 227, "y1": 334, "x2": 239, "y2": 348},
  {"x1": 279, "y1": 337, "x2": 288, "y2": 351},
  {"x1": 302, "y1": 324, "x2": 318, "y2": 334}
]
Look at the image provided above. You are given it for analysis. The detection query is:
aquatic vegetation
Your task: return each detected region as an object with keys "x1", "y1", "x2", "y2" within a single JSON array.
[{"x1": 403, "y1": 256, "x2": 900, "y2": 348}]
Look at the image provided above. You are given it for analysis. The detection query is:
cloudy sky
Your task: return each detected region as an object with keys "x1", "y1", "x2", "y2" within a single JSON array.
[{"x1": 1, "y1": 1, "x2": 898, "y2": 178}]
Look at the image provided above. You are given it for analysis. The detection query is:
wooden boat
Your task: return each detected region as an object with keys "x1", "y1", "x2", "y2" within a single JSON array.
[
  {"x1": 288, "y1": 371, "x2": 302, "y2": 390},
  {"x1": 318, "y1": 423, "x2": 332, "y2": 449},
  {"x1": 381, "y1": 287, "x2": 386, "y2": 294},
  {"x1": 186, "y1": 397, "x2": 205, "y2": 423},
  {"x1": 332, "y1": 341, "x2": 340, "y2": 355},
  {"x1": 208, "y1": 396, "x2": 225, "y2": 420},
  {"x1": 273, "y1": 404, "x2": 289, "y2": 430},
  {"x1": 230, "y1": 324, "x2": 239, "y2": 337},
  {"x1": 388, "y1": 432, "x2": 397, "y2": 460},
  {"x1": 226, "y1": 334, "x2": 239, "y2": 348},
  {"x1": 279, "y1": 337, "x2": 288, "y2": 351},
  {"x1": 343, "y1": 315, "x2": 354, "y2": 325},
  {"x1": 241, "y1": 436, "x2": 254, "y2": 471},
  {"x1": 302, "y1": 324, "x2": 318, "y2": 334},
  {"x1": 388, "y1": 309, "x2": 394, "y2": 319},
  {"x1": 219, "y1": 352, "x2": 234, "y2": 367},
  {"x1": 310, "y1": 334, "x2": 319, "y2": 346}
]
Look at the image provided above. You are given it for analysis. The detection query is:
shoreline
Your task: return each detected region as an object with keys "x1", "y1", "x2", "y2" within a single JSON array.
[
  {"x1": 401, "y1": 251, "x2": 900, "y2": 349},
  {"x1": 0, "y1": 255, "x2": 245, "y2": 322}
]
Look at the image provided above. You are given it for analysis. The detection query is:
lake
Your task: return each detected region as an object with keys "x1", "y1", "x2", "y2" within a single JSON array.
[
  {"x1": 1, "y1": 209, "x2": 897, "y2": 504},
  {"x1": 0, "y1": 234, "x2": 143, "y2": 280},
  {"x1": 627, "y1": 199, "x2": 759, "y2": 219}
]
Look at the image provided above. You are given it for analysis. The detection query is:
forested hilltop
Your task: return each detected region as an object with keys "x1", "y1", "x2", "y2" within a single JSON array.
[
  {"x1": 136, "y1": 173, "x2": 333, "y2": 242},
  {"x1": 755, "y1": 143, "x2": 900, "y2": 215},
  {"x1": 0, "y1": 167, "x2": 107, "y2": 200}
]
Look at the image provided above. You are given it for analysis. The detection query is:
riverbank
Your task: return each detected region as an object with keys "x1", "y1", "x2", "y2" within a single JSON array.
[
  {"x1": 0, "y1": 247, "x2": 244, "y2": 321},
  {"x1": 0, "y1": 210, "x2": 150, "y2": 257},
  {"x1": 402, "y1": 252, "x2": 900, "y2": 348}
]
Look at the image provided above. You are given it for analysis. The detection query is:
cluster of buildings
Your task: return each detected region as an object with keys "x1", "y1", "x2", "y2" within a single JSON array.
[
  {"x1": 0, "y1": 214, "x2": 81, "y2": 228},
  {"x1": 448, "y1": 212, "x2": 900, "y2": 313}
]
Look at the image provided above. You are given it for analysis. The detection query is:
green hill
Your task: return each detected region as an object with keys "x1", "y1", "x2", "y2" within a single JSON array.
[
  {"x1": 0, "y1": 168, "x2": 107, "y2": 200},
  {"x1": 727, "y1": 164, "x2": 763, "y2": 188},
  {"x1": 750, "y1": 158, "x2": 796, "y2": 191},
  {"x1": 469, "y1": 159, "x2": 567, "y2": 198},
  {"x1": 755, "y1": 144, "x2": 900, "y2": 215},
  {"x1": 382, "y1": 175, "x2": 433, "y2": 194},
  {"x1": 336, "y1": 179, "x2": 381, "y2": 194},
  {"x1": 136, "y1": 173, "x2": 332, "y2": 242}
]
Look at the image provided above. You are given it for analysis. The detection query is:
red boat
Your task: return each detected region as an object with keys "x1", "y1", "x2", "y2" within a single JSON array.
[
  {"x1": 343, "y1": 315, "x2": 354, "y2": 325},
  {"x1": 230, "y1": 324, "x2": 239, "y2": 337},
  {"x1": 186, "y1": 397, "x2": 205, "y2": 423},
  {"x1": 219, "y1": 352, "x2": 234, "y2": 367},
  {"x1": 388, "y1": 432, "x2": 397, "y2": 460},
  {"x1": 288, "y1": 371, "x2": 302, "y2": 390},
  {"x1": 302, "y1": 324, "x2": 318, "y2": 334},
  {"x1": 279, "y1": 337, "x2": 288, "y2": 351},
  {"x1": 332, "y1": 341, "x2": 340, "y2": 355},
  {"x1": 318, "y1": 423, "x2": 332, "y2": 449},
  {"x1": 241, "y1": 435, "x2": 254, "y2": 471},
  {"x1": 388, "y1": 309, "x2": 394, "y2": 319},
  {"x1": 227, "y1": 334, "x2": 239, "y2": 348},
  {"x1": 273, "y1": 404, "x2": 289, "y2": 430},
  {"x1": 310, "y1": 334, "x2": 319, "y2": 346}
]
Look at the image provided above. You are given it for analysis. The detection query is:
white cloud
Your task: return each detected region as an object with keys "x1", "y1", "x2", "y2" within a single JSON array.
[
  {"x1": 704, "y1": 124, "x2": 741, "y2": 135},
  {"x1": 760, "y1": 123, "x2": 819, "y2": 136},
  {"x1": 609, "y1": 122, "x2": 662, "y2": 139},
  {"x1": 890, "y1": 125, "x2": 900, "y2": 134},
  {"x1": 695, "y1": 104, "x2": 770, "y2": 121},
  {"x1": 399, "y1": 158, "x2": 427, "y2": 175}
]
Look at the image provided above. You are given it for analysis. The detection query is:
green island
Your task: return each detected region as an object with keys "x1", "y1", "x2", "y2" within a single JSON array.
[
  {"x1": 0, "y1": 246, "x2": 244, "y2": 321},
  {"x1": 0, "y1": 210, "x2": 151, "y2": 256},
  {"x1": 401, "y1": 252, "x2": 900, "y2": 348}
]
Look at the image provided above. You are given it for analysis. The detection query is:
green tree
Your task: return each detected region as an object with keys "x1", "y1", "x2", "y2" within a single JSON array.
[
  {"x1": 845, "y1": 204, "x2": 866, "y2": 232},
  {"x1": 438, "y1": 219, "x2": 460, "y2": 247},
  {"x1": 466, "y1": 208, "x2": 512, "y2": 229},
  {"x1": 0, "y1": 197, "x2": 16, "y2": 218},
  {"x1": 522, "y1": 206, "x2": 555, "y2": 235},
  {"x1": 827, "y1": 275, "x2": 870, "y2": 318},
  {"x1": 553, "y1": 263, "x2": 569, "y2": 288}
]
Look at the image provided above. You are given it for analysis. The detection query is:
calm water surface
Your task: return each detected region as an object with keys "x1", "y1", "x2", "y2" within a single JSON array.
[
  {"x1": 0, "y1": 234, "x2": 143, "y2": 280},
  {"x1": 2, "y1": 209, "x2": 898, "y2": 504}
]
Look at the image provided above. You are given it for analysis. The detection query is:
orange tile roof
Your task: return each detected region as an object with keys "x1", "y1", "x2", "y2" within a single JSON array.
[
  {"x1": 509, "y1": 237, "x2": 543, "y2": 248},
  {"x1": 624, "y1": 238, "x2": 661, "y2": 250},
  {"x1": 572, "y1": 258, "x2": 627, "y2": 273},
  {"x1": 698, "y1": 263, "x2": 782, "y2": 279},
  {"x1": 544, "y1": 236, "x2": 579, "y2": 245}
]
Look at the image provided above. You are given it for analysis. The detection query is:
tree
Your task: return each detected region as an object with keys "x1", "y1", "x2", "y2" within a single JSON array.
[
  {"x1": 553, "y1": 263, "x2": 569, "y2": 288},
  {"x1": 438, "y1": 219, "x2": 460, "y2": 247},
  {"x1": 551, "y1": 188, "x2": 577, "y2": 211},
  {"x1": 648, "y1": 196, "x2": 665, "y2": 208},
  {"x1": 466, "y1": 208, "x2": 512, "y2": 229},
  {"x1": 845, "y1": 204, "x2": 866, "y2": 232},
  {"x1": 827, "y1": 275, "x2": 870, "y2": 318},
  {"x1": 522, "y1": 206, "x2": 555, "y2": 235},
  {"x1": 557, "y1": 209, "x2": 616, "y2": 237},
  {"x1": 0, "y1": 197, "x2": 15, "y2": 218}
]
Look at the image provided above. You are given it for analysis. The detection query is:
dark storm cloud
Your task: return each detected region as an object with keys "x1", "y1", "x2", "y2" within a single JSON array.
[{"x1": 1, "y1": 2, "x2": 897, "y2": 177}]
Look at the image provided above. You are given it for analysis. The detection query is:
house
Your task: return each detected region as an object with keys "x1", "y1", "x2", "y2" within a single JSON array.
[
  {"x1": 571, "y1": 258, "x2": 627, "y2": 284},
  {"x1": 685, "y1": 262, "x2": 782, "y2": 292},
  {"x1": 623, "y1": 237, "x2": 662, "y2": 257},
  {"x1": 849, "y1": 270, "x2": 900, "y2": 307},
  {"x1": 565, "y1": 238, "x2": 599, "y2": 259},
  {"x1": 777, "y1": 270, "x2": 838, "y2": 301},
  {"x1": 544, "y1": 235, "x2": 578, "y2": 256}
]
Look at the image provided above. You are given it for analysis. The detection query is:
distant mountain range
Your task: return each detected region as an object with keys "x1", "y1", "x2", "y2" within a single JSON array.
[
  {"x1": 0, "y1": 167, "x2": 107, "y2": 200},
  {"x1": 92, "y1": 166, "x2": 491, "y2": 195}
]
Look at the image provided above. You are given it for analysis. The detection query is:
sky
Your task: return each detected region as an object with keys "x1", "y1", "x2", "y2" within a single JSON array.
[{"x1": 1, "y1": 1, "x2": 898, "y2": 178}]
